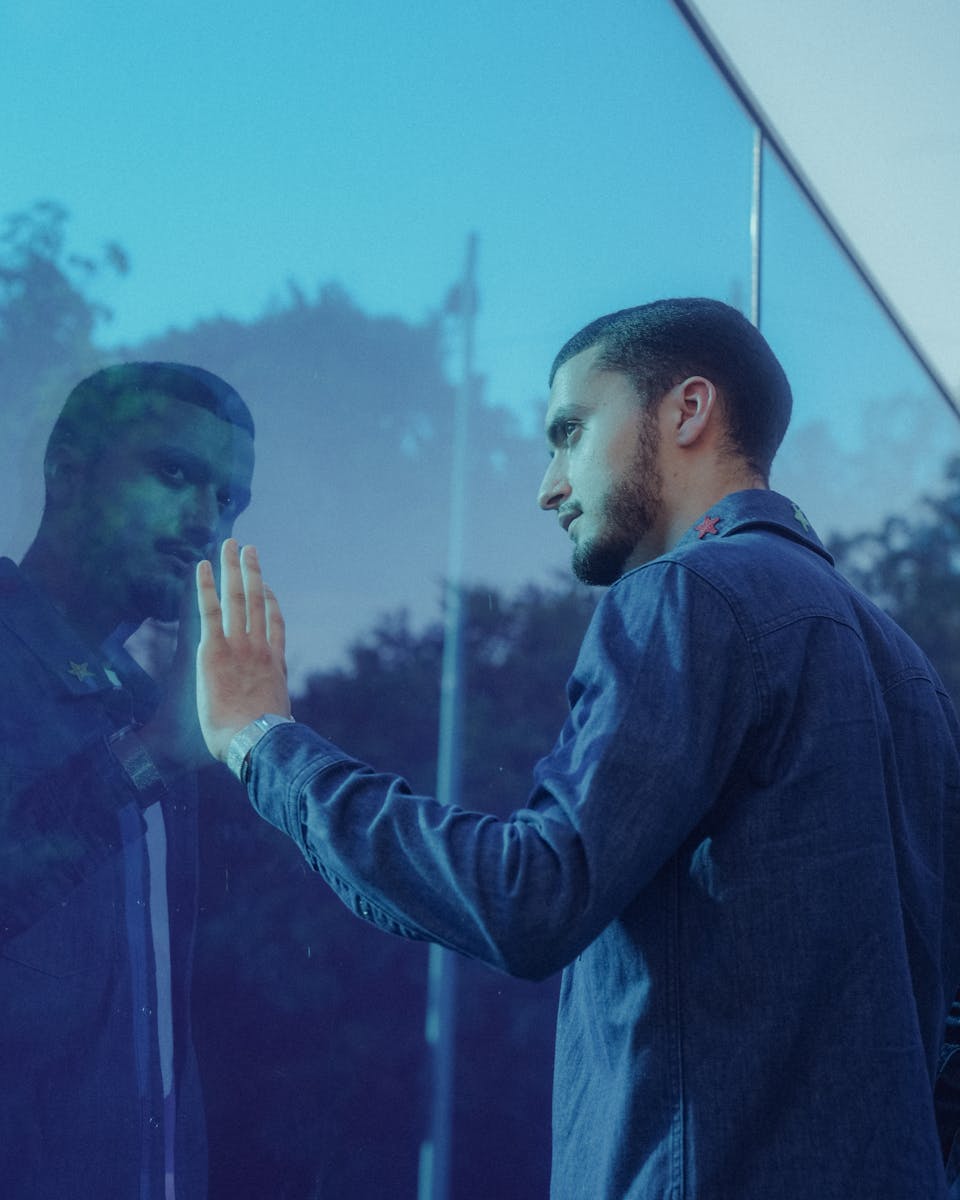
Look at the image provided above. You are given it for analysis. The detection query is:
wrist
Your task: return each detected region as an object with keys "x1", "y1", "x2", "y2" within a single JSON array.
[{"x1": 226, "y1": 713, "x2": 295, "y2": 783}]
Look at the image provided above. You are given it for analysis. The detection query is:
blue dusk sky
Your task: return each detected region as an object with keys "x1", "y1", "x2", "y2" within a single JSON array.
[{"x1": 3, "y1": 0, "x2": 947, "y2": 435}]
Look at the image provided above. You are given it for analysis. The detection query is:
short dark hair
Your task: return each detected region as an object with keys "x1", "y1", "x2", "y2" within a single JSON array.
[
  {"x1": 45, "y1": 361, "x2": 254, "y2": 479},
  {"x1": 54, "y1": 361, "x2": 253, "y2": 437},
  {"x1": 550, "y1": 298, "x2": 792, "y2": 478}
]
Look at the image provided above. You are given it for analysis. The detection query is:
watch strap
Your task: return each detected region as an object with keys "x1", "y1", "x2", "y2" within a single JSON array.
[
  {"x1": 226, "y1": 714, "x2": 294, "y2": 783},
  {"x1": 108, "y1": 726, "x2": 167, "y2": 804}
]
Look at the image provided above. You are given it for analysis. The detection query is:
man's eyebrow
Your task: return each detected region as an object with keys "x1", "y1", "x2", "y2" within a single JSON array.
[{"x1": 146, "y1": 443, "x2": 206, "y2": 471}]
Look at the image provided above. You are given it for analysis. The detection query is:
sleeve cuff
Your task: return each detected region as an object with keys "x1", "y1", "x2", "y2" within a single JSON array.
[{"x1": 227, "y1": 714, "x2": 296, "y2": 784}]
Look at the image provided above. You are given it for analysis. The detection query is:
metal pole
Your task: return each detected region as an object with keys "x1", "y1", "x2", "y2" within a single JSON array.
[
  {"x1": 750, "y1": 126, "x2": 764, "y2": 328},
  {"x1": 418, "y1": 232, "x2": 478, "y2": 1200}
]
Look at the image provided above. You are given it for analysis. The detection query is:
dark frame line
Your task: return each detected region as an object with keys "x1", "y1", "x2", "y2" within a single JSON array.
[{"x1": 672, "y1": 0, "x2": 958, "y2": 417}]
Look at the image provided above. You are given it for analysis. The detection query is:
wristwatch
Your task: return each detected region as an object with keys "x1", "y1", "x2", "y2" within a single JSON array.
[
  {"x1": 226, "y1": 713, "x2": 295, "y2": 783},
  {"x1": 108, "y1": 725, "x2": 167, "y2": 803}
]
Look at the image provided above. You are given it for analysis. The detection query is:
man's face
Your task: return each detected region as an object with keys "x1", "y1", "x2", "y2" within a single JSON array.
[
  {"x1": 73, "y1": 393, "x2": 254, "y2": 625},
  {"x1": 538, "y1": 346, "x2": 664, "y2": 585}
]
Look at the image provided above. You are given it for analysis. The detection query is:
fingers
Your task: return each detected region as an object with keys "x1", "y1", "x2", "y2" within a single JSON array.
[
  {"x1": 196, "y1": 558, "x2": 224, "y2": 641},
  {"x1": 220, "y1": 539, "x2": 246, "y2": 638},
  {"x1": 204, "y1": 541, "x2": 277, "y2": 647},
  {"x1": 177, "y1": 559, "x2": 202, "y2": 641},
  {"x1": 264, "y1": 584, "x2": 286, "y2": 660},
  {"x1": 241, "y1": 544, "x2": 267, "y2": 640}
]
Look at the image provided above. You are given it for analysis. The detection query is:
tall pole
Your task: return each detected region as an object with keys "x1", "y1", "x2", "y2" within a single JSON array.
[
  {"x1": 418, "y1": 232, "x2": 478, "y2": 1200},
  {"x1": 750, "y1": 126, "x2": 764, "y2": 328}
]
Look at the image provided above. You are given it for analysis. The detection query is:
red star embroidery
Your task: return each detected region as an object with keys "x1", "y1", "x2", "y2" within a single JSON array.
[{"x1": 695, "y1": 515, "x2": 721, "y2": 539}]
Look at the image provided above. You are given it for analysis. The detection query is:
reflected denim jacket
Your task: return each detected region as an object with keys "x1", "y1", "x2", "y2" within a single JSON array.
[
  {"x1": 0, "y1": 559, "x2": 206, "y2": 1200},
  {"x1": 248, "y1": 490, "x2": 960, "y2": 1199}
]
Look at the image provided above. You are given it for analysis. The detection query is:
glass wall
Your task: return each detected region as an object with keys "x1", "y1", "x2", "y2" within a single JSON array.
[
  {"x1": 762, "y1": 150, "x2": 959, "y2": 540},
  {"x1": 1, "y1": 1, "x2": 955, "y2": 1197}
]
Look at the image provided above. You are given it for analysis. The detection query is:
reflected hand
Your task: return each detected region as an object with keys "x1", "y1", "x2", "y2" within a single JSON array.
[
  {"x1": 195, "y1": 539, "x2": 291, "y2": 763},
  {"x1": 137, "y1": 576, "x2": 210, "y2": 774}
]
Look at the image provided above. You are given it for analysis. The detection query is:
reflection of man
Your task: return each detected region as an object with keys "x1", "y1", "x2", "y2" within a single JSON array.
[
  {"x1": 940, "y1": 999, "x2": 960, "y2": 1194},
  {"x1": 194, "y1": 299, "x2": 960, "y2": 1198},
  {"x1": 0, "y1": 363, "x2": 254, "y2": 1198}
]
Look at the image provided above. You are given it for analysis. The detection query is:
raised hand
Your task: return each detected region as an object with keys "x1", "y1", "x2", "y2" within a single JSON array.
[
  {"x1": 136, "y1": 576, "x2": 211, "y2": 776},
  {"x1": 195, "y1": 539, "x2": 291, "y2": 763}
]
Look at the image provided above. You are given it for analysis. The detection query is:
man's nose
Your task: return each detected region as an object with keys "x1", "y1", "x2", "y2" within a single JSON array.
[
  {"x1": 182, "y1": 485, "x2": 220, "y2": 546},
  {"x1": 537, "y1": 459, "x2": 570, "y2": 511}
]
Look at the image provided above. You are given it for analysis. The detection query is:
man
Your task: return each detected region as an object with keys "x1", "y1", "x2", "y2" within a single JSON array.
[
  {"x1": 0, "y1": 362, "x2": 255, "y2": 1198},
  {"x1": 194, "y1": 298, "x2": 960, "y2": 1197}
]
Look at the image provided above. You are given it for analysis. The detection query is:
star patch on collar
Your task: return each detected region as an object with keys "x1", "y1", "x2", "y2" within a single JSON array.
[
  {"x1": 792, "y1": 504, "x2": 812, "y2": 532},
  {"x1": 695, "y1": 515, "x2": 721, "y2": 539},
  {"x1": 67, "y1": 660, "x2": 94, "y2": 682}
]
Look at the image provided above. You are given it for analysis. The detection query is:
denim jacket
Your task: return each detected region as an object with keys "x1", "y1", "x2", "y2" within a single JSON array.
[
  {"x1": 0, "y1": 559, "x2": 206, "y2": 1199},
  {"x1": 248, "y1": 490, "x2": 960, "y2": 1198}
]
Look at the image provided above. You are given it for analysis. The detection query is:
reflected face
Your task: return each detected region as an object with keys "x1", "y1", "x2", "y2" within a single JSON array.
[
  {"x1": 538, "y1": 347, "x2": 664, "y2": 585},
  {"x1": 72, "y1": 393, "x2": 254, "y2": 624}
]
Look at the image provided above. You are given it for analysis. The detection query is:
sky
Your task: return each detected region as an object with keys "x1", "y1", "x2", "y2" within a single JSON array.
[
  {"x1": 2, "y1": 0, "x2": 753, "y2": 425},
  {"x1": 3, "y1": 0, "x2": 953, "y2": 416}
]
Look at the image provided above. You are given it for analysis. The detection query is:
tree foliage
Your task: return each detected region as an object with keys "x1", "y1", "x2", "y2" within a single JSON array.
[
  {"x1": 0, "y1": 202, "x2": 132, "y2": 554},
  {"x1": 830, "y1": 454, "x2": 960, "y2": 704},
  {"x1": 129, "y1": 274, "x2": 563, "y2": 681},
  {"x1": 0, "y1": 199, "x2": 128, "y2": 414}
]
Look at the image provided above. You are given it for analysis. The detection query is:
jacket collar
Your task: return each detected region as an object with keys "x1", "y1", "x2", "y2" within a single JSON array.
[
  {"x1": 0, "y1": 557, "x2": 155, "y2": 703},
  {"x1": 672, "y1": 489, "x2": 833, "y2": 564}
]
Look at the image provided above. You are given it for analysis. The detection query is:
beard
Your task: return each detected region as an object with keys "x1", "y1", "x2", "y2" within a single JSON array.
[
  {"x1": 127, "y1": 567, "x2": 189, "y2": 625},
  {"x1": 572, "y1": 412, "x2": 663, "y2": 586},
  {"x1": 76, "y1": 542, "x2": 186, "y2": 633}
]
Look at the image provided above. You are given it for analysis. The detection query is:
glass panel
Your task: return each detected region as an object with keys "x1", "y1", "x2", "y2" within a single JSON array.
[
  {"x1": 762, "y1": 148, "x2": 960, "y2": 537},
  {"x1": 759, "y1": 148, "x2": 960, "y2": 700},
  {"x1": 2, "y1": 1, "x2": 953, "y2": 1198}
]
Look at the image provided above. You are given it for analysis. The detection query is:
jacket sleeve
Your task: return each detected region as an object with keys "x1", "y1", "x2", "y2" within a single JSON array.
[{"x1": 246, "y1": 562, "x2": 759, "y2": 980}]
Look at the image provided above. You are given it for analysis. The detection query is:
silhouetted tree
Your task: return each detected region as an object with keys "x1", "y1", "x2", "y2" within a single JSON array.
[
  {"x1": 0, "y1": 199, "x2": 128, "y2": 413},
  {"x1": 129, "y1": 277, "x2": 566, "y2": 681},
  {"x1": 831, "y1": 454, "x2": 960, "y2": 703},
  {"x1": 0, "y1": 201, "x2": 130, "y2": 554}
]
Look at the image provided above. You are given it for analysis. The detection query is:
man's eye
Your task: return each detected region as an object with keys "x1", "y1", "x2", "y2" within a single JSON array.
[
  {"x1": 547, "y1": 419, "x2": 583, "y2": 457},
  {"x1": 159, "y1": 461, "x2": 187, "y2": 483},
  {"x1": 217, "y1": 490, "x2": 234, "y2": 513}
]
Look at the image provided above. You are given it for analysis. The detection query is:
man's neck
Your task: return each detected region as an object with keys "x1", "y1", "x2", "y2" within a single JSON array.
[
  {"x1": 19, "y1": 538, "x2": 118, "y2": 648},
  {"x1": 661, "y1": 470, "x2": 768, "y2": 555}
]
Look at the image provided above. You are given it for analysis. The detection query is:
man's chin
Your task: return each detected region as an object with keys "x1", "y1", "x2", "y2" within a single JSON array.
[
  {"x1": 572, "y1": 540, "x2": 630, "y2": 587},
  {"x1": 130, "y1": 576, "x2": 187, "y2": 625}
]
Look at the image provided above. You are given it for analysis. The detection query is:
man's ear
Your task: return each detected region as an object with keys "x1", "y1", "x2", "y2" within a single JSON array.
[
  {"x1": 43, "y1": 440, "x2": 85, "y2": 506},
  {"x1": 668, "y1": 376, "x2": 719, "y2": 448}
]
